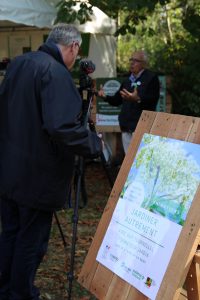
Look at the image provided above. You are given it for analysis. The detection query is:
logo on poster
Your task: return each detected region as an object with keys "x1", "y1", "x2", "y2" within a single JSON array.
[
  {"x1": 103, "y1": 80, "x2": 121, "y2": 96},
  {"x1": 110, "y1": 254, "x2": 119, "y2": 263},
  {"x1": 121, "y1": 262, "x2": 132, "y2": 274},
  {"x1": 132, "y1": 269, "x2": 144, "y2": 281},
  {"x1": 102, "y1": 245, "x2": 111, "y2": 259},
  {"x1": 145, "y1": 276, "x2": 156, "y2": 288}
]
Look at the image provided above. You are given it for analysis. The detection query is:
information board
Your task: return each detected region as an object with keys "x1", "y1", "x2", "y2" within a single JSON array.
[
  {"x1": 96, "y1": 133, "x2": 200, "y2": 300},
  {"x1": 78, "y1": 111, "x2": 200, "y2": 300}
]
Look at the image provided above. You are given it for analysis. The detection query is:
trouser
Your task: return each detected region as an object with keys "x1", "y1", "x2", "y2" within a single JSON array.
[
  {"x1": 122, "y1": 132, "x2": 134, "y2": 154},
  {"x1": 0, "y1": 197, "x2": 1, "y2": 234},
  {"x1": 0, "y1": 196, "x2": 53, "y2": 300}
]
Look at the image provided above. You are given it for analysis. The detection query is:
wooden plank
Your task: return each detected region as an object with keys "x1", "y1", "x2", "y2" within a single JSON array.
[
  {"x1": 101, "y1": 275, "x2": 131, "y2": 300},
  {"x1": 194, "y1": 251, "x2": 200, "y2": 265},
  {"x1": 185, "y1": 258, "x2": 200, "y2": 300},
  {"x1": 78, "y1": 111, "x2": 200, "y2": 300},
  {"x1": 189, "y1": 118, "x2": 200, "y2": 144},
  {"x1": 89, "y1": 264, "x2": 114, "y2": 299},
  {"x1": 179, "y1": 288, "x2": 188, "y2": 299},
  {"x1": 167, "y1": 114, "x2": 197, "y2": 141},
  {"x1": 148, "y1": 111, "x2": 175, "y2": 137},
  {"x1": 127, "y1": 287, "x2": 148, "y2": 300}
]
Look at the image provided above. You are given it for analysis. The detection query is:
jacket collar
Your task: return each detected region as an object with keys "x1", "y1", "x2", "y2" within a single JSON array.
[{"x1": 38, "y1": 42, "x2": 66, "y2": 68}]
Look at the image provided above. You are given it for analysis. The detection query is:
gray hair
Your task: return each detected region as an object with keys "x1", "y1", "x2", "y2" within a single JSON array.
[
  {"x1": 133, "y1": 50, "x2": 149, "y2": 67},
  {"x1": 46, "y1": 23, "x2": 82, "y2": 47},
  {"x1": 142, "y1": 51, "x2": 148, "y2": 64}
]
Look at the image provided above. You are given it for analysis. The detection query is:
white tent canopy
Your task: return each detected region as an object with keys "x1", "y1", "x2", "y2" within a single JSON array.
[
  {"x1": 0, "y1": 0, "x2": 56, "y2": 29},
  {"x1": 0, "y1": 0, "x2": 116, "y2": 34},
  {"x1": 0, "y1": 0, "x2": 117, "y2": 77}
]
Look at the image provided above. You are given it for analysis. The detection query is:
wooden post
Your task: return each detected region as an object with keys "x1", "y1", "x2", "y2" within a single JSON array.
[{"x1": 185, "y1": 252, "x2": 200, "y2": 300}]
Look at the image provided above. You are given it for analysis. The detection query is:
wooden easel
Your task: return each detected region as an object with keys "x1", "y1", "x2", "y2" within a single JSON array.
[
  {"x1": 184, "y1": 251, "x2": 200, "y2": 299},
  {"x1": 78, "y1": 111, "x2": 200, "y2": 300}
]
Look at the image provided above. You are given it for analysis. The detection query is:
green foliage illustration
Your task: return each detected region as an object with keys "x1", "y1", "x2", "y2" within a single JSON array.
[{"x1": 121, "y1": 134, "x2": 200, "y2": 225}]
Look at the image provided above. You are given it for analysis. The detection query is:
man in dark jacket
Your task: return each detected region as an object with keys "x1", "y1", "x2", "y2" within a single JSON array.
[
  {"x1": 98, "y1": 50, "x2": 160, "y2": 153},
  {"x1": 0, "y1": 23, "x2": 102, "y2": 300}
]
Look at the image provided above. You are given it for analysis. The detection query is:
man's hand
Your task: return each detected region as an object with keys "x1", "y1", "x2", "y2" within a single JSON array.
[
  {"x1": 97, "y1": 84, "x2": 106, "y2": 98},
  {"x1": 120, "y1": 88, "x2": 140, "y2": 102}
]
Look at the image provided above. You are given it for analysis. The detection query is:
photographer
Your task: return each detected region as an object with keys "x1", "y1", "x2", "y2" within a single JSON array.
[{"x1": 0, "y1": 23, "x2": 102, "y2": 300}]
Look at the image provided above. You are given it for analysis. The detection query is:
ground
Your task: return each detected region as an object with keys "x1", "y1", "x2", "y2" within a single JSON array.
[{"x1": 35, "y1": 160, "x2": 116, "y2": 300}]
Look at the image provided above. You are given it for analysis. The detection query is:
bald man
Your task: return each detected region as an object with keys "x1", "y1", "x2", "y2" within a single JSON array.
[{"x1": 98, "y1": 50, "x2": 160, "y2": 153}]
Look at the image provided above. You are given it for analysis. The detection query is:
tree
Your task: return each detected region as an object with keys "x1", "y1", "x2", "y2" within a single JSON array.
[
  {"x1": 116, "y1": 1, "x2": 200, "y2": 116},
  {"x1": 55, "y1": 0, "x2": 200, "y2": 116}
]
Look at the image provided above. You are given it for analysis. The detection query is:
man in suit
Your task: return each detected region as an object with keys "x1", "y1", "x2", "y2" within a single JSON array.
[{"x1": 98, "y1": 50, "x2": 160, "y2": 153}]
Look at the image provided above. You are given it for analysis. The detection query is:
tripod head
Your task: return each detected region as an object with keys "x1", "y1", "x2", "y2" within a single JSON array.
[
  {"x1": 79, "y1": 59, "x2": 95, "y2": 91},
  {"x1": 78, "y1": 59, "x2": 96, "y2": 127}
]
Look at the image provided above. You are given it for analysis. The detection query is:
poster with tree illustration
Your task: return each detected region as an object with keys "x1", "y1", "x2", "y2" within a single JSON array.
[{"x1": 96, "y1": 133, "x2": 200, "y2": 300}]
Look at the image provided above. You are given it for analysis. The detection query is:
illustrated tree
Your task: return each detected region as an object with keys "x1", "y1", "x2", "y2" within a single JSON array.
[{"x1": 132, "y1": 135, "x2": 200, "y2": 223}]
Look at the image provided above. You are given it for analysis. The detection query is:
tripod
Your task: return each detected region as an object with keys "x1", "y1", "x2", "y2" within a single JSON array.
[
  {"x1": 67, "y1": 86, "x2": 115, "y2": 299},
  {"x1": 54, "y1": 60, "x2": 113, "y2": 300}
]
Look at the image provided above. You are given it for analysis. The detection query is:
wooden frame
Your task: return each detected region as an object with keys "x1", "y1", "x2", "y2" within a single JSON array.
[{"x1": 78, "y1": 111, "x2": 200, "y2": 300}]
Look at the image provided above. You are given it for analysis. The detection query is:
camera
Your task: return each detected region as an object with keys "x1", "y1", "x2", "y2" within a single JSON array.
[{"x1": 79, "y1": 59, "x2": 95, "y2": 90}]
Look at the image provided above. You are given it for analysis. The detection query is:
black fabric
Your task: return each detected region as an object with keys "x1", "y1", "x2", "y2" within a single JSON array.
[
  {"x1": 0, "y1": 42, "x2": 102, "y2": 211},
  {"x1": 0, "y1": 196, "x2": 53, "y2": 300},
  {"x1": 105, "y1": 69, "x2": 160, "y2": 132}
]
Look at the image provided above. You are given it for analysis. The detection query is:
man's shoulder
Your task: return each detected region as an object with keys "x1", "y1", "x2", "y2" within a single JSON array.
[
  {"x1": 11, "y1": 50, "x2": 50, "y2": 68},
  {"x1": 143, "y1": 69, "x2": 158, "y2": 77},
  {"x1": 140, "y1": 69, "x2": 159, "y2": 82}
]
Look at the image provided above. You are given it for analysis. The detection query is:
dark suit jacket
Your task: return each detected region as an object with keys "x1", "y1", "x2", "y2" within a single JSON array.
[{"x1": 105, "y1": 69, "x2": 160, "y2": 132}]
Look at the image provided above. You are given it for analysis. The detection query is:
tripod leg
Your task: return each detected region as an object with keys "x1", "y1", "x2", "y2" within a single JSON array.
[
  {"x1": 74, "y1": 159, "x2": 88, "y2": 208},
  {"x1": 67, "y1": 156, "x2": 84, "y2": 300},
  {"x1": 100, "y1": 152, "x2": 114, "y2": 188},
  {"x1": 53, "y1": 212, "x2": 67, "y2": 250},
  {"x1": 80, "y1": 161, "x2": 88, "y2": 207}
]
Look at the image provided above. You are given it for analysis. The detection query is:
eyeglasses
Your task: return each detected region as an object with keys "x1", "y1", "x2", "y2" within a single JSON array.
[
  {"x1": 129, "y1": 58, "x2": 144, "y2": 63},
  {"x1": 73, "y1": 41, "x2": 80, "y2": 50},
  {"x1": 76, "y1": 43, "x2": 80, "y2": 49}
]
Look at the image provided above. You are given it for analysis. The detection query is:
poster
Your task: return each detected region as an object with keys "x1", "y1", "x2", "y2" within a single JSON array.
[
  {"x1": 97, "y1": 133, "x2": 200, "y2": 299},
  {"x1": 96, "y1": 78, "x2": 122, "y2": 126}
]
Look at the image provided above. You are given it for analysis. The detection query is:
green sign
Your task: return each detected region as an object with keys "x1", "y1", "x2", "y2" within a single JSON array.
[
  {"x1": 156, "y1": 76, "x2": 166, "y2": 112},
  {"x1": 96, "y1": 78, "x2": 122, "y2": 126}
]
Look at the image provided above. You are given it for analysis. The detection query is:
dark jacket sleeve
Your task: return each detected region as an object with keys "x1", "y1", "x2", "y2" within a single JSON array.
[
  {"x1": 137, "y1": 71, "x2": 160, "y2": 111},
  {"x1": 105, "y1": 89, "x2": 123, "y2": 106},
  {"x1": 104, "y1": 72, "x2": 160, "y2": 111},
  {"x1": 40, "y1": 67, "x2": 102, "y2": 158},
  {"x1": 103, "y1": 80, "x2": 128, "y2": 106}
]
